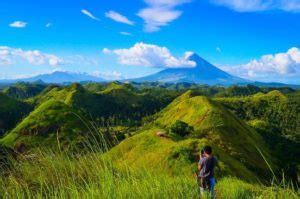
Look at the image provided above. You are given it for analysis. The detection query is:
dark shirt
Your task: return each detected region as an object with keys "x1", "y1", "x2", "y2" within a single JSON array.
[{"x1": 198, "y1": 156, "x2": 218, "y2": 179}]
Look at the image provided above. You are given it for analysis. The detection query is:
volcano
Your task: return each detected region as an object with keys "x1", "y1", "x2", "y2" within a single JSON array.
[{"x1": 132, "y1": 53, "x2": 249, "y2": 85}]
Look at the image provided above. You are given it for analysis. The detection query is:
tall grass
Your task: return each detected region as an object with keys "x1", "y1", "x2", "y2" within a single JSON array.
[
  {"x1": 0, "y1": 151, "x2": 199, "y2": 198},
  {"x1": 0, "y1": 119, "x2": 298, "y2": 198}
]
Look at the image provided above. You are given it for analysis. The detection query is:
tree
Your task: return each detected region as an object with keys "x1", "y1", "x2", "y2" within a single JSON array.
[{"x1": 170, "y1": 120, "x2": 193, "y2": 137}]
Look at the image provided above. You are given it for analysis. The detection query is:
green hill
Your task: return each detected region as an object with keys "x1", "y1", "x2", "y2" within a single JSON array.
[
  {"x1": 83, "y1": 82, "x2": 105, "y2": 93},
  {"x1": 29, "y1": 83, "x2": 177, "y2": 124},
  {"x1": 0, "y1": 93, "x2": 32, "y2": 135},
  {"x1": 215, "y1": 90, "x2": 300, "y2": 182},
  {"x1": 0, "y1": 83, "x2": 178, "y2": 151},
  {"x1": 108, "y1": 91, "x2": 274, "y2": 182},
  {"x1": 214, "y1": 90, "x2": 299, "y2": 140},
  {"x1": 0, "y1": 100, "x2": 89, "y2": 151},
  {"x1": 2, "y1": 82, "x2": 47, "y2": 99}
]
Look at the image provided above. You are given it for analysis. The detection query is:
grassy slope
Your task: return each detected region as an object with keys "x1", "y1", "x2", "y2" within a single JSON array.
[
  {"x1": 0, "y1": 100, "x2": 88, "y2": 150},
  {"x1": 214, "y1": 90, "x2": 299, "y2": 141},
  {"x1": 28, "y1": 82, "x2": 177, "y2": 122},
  {"x1": 3, "y1": 82, "x2": 46, "y2": 99},
  {"x1": 0, "y1": 89, "x2": 297, "y2": 198},
  {"x1": 109, "y1": 91, "x2": 274, "y2": 183},
  {"x1": 2, "y1": 149, "x2": 297, "y2": 198},
  {"x1": 0, "y1": 83, "x2": 175, "y2": 150}
]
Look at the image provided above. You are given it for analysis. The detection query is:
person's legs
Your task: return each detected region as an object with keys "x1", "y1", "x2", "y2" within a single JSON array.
[
  {"x1": 200, "y1": 187, "x2": 210, "y2": 198},
  {"x1": 209, "y1": 178, "x2": 216, "y2": 199},
  {"x1": 199, "y1": 186, "x2": 205, "y2": 196}
]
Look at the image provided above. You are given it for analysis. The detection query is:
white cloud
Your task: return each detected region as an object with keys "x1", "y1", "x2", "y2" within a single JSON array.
[
  {"x1": 106, "y1": 42, "x2": 196, "y2": 68},
  {"x1": 216, "y1": 47, "x2": 222, "y2": 53},
  {"x1": 211, "y1": 0, "x2": 300, "y2": 12},
  {"x1": 105, "y1": 11, "x2": 134, "y2": 25},
  {"x1": 92, "y1": 70, "x2": 123, "y2": 80},
  {"x1": 9, "y1": 21, "x2": 27, "y2": 28},
  {"x1": 102, "y1": 48, "x2": 112, "y2": 54},
  {"x1": 0, "y1": 46, "x2": 63, "y2": 66},
  {"x1": 138, "y1": 0, "x2": 191, "y2": 32},
  {"x1": 221, "y1": 47, "x2": 300, "y2": 81},
  {"x1": 120, "y1": 31, "x2": 132, "y2": 36},
  {"x1": 46, "y1": 23, "x2": 52, "y2": 28},
  {"x1": 81, "y1": 9, "x2": 100, "y2": 21},
  {"x1": 281, "y1": 0, "x2": 300, "y2": 11}
]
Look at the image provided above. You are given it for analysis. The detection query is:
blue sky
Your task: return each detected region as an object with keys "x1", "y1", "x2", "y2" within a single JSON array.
[{"x1": 0, "y1": 0, "x2": 300, "y2": 83}]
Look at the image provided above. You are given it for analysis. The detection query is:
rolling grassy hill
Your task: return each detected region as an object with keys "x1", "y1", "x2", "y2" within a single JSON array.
[
  {"x1": 214, "y1": 90, "x2": 300, "y2": 183},
  {"x1": 28, "y1": 82, "x2": 178, "y2": 123},
  {"x1": 0, "y1": 100, "x2": 90, "y2": 151},
  {"x1": 2, "y1": 82, "x2": 47, "y2": 99},
  {"x1": 0, "y1": 84, "x2": 298, "y2": 198},
  {"x1": 214, "y1": 90, "x2": 299, "y2": 140},
  {"x1": 108, "y1": 91, "x2": 274, "y2": 183},
  {"x1": 0, "y1": 82, "x2": 178, "y2": 151}
]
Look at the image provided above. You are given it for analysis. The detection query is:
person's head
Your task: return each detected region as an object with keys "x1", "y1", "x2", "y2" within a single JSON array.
[
  {"x1": 200, "y1": 149, "x2": 204, "y2": 158},
  {"x1": 203, "y1": 146, "x2": 212, "y2": 156},
  {"x1": 200, "y1": 149, "x2": 204, "y2": 155}
]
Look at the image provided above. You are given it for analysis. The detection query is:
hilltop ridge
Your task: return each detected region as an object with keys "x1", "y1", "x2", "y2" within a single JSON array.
[{"x1": 109, "y1": 91, "x2": 274, "y2": 182}]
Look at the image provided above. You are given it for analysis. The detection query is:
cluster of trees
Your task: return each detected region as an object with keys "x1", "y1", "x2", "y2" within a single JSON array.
[
  {"x1": 0, "y1": 93, "x2": 32, "y2": 136},
  {"x1": 131, "y1": 82, "x2": 296, "y2": 97},
  {"x1": 170, "y1": 120, "x2": 194, "y2": 137}
]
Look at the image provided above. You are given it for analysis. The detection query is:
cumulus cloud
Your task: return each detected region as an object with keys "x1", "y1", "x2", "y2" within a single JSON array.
[
  {"x1": 211, "y1": 0, "x2": 300, "y2": 12},
  {"x1": 81, "y1": 9, "x2": 100, "y2": 21},
  {"x1": 138, "y1": 0, "x2": 192, "y2": 32},
  {"x1": 221, "y1": 47, "x2": 300, "y2": 81},
  {"x1": 105, "y1": 42, "x2": 196, "y2": 68},
  {"x1": 0, "y1": 46, "x2": 63, "y2": 66},
  {"x1": 9, "y1": 21, "x2": 27, "y2": 28},
  {"x1": 105, "y1": 11, "x2": 134, "y2": 25}
]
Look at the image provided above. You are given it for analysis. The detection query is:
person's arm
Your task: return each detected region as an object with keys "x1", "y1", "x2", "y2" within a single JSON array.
[{"x1": 198, "y1": 158, "x2": 203, "y2": 171}]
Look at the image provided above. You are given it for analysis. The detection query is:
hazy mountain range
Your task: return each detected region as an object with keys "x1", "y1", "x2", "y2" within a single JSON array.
[
  {"x1": 0, "y1": 71, "x2": 105, "y2": 84},
  {"x1": 1, "y1": 53, "x2": 299, "y2": 88}
]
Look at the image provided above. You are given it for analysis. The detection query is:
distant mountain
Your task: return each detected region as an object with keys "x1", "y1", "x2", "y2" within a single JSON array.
[
  {"x1": 243, "y1": 81, "x2": 300, "y2": 89},
  {"x1": 131, "y1": 53, "x2": 250, "y2": 85},
  {"x1": 0, "y1": 71, "x2": 106, "y2": 84}
]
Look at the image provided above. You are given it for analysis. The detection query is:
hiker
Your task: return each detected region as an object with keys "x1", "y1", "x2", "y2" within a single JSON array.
[{"x1": 197, "y1": 146, "x2": 218, "y2": 198}]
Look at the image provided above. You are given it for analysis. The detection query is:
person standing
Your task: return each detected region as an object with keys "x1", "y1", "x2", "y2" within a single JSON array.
[{"x1": 198, "y1": 146, "x2": 218, "y2": 198}]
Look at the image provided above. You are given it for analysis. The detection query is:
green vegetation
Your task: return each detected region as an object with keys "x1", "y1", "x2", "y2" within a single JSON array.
[
  {"x1": 170, "y1": 120, "x2": 194, "y2": 137},
  {"x1": 109, "y1": 92, "x2": 275, "y2": 183},
  {"x1": 2, "y1": 82, "x2": 47, "y2": 99},
  {"x1": 0, "y1": 100, "x2": 90, "y2": 151},
  {"x1": 215, "y1": 90, "x2": 300, "y2": 184},
  {"x1": 27, "y1": 82, "x2": 178, "y2": 125},
  {"x1": 0, "y1": 82, "x2": 299, "y2": 198},
  {"x1": 0, "y1": 93, "x2": 31, "y2": 136},
  {"x1": 215, "y1": 90, "x2": 299, "y2": 141},
  {"x1": 0, "y1": 131, "x2": 298, "y2": 198}
]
